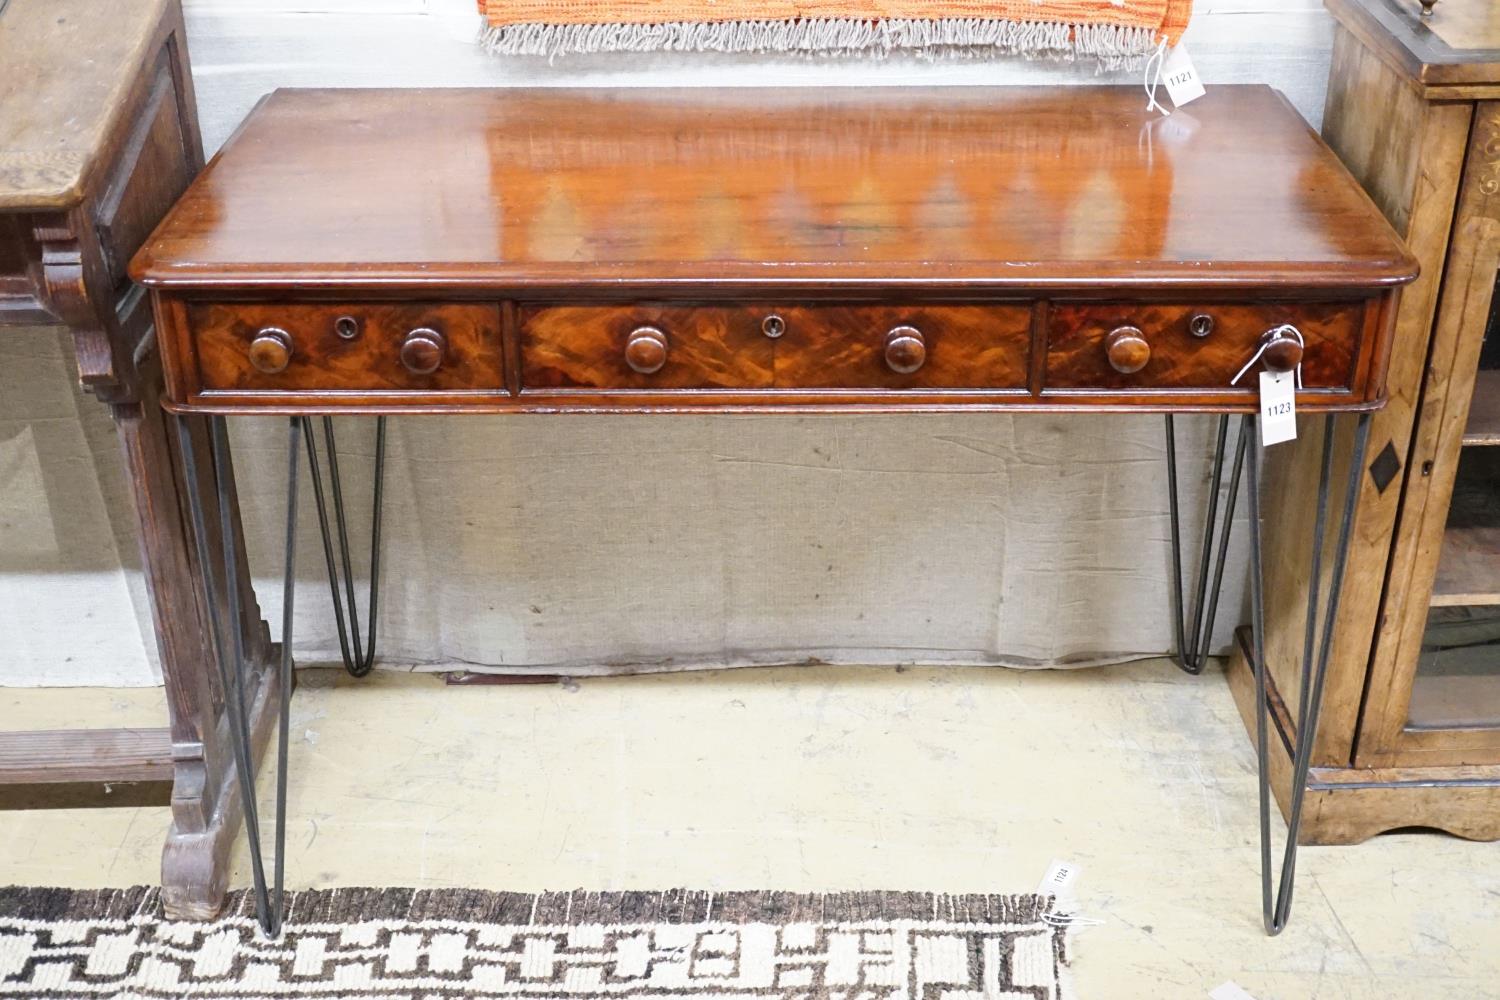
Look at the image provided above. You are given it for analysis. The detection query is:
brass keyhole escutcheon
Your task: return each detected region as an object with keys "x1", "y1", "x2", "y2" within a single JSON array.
[
  {"x1": 1189, "y1": 313, "x2": 1214, "y2": 338},
  {"x1": 762, "y1": 314, "x2": 786, "y2": 339},
  {"x1": 334, "y1": 315, "x2": 360, "y2": 340}
]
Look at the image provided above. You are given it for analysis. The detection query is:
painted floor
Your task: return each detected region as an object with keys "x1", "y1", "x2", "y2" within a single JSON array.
[{"x1": 2, "y1": 660, "x2": 1497, "y2": 998}]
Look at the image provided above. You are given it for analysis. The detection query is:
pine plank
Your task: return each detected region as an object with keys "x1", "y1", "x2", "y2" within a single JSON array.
[{"x1": 0, "y1": 728, "x2": 173, "y2": 784}]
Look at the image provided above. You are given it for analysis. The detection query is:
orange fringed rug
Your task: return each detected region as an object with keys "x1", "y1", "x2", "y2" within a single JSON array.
[{"x1": 477, "y1": 0, "x2": 1191, "y2": 63}]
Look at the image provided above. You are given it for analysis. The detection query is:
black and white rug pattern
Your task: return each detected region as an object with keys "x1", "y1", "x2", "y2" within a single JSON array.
[{"x1": 0, "y1": 887, "x2": 1070, "y2": 999}]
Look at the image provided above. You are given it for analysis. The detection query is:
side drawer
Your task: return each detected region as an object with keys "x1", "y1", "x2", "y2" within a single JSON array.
[
  {"x1": 188, "y1": 301, "x2": 505, "y2": 393},
  {"x1": 1044, "y1": 302, "x2": 1363, "y2": 393}
]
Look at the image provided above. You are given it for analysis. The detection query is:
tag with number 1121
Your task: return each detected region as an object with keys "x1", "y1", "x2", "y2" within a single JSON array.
[{"x1": 1259, "y1": 370, "x2": 1296, "y2": 446}]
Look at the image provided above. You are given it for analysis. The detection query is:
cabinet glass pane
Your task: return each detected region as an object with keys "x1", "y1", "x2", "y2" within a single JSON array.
[{"x1": 1412, "y1": 606, "x2": 1500, "y2": 730}]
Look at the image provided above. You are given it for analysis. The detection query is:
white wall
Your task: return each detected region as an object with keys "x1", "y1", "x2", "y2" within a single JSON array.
[
  {"x1": 183, "y1": 0, "x2": 1335, "y2": 153},
  {"x1": 0, "y1": 0, "x2": 1337, "y2": 685}
]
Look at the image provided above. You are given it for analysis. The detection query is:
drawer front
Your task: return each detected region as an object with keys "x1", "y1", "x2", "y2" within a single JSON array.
[
  {"x1": 770, "y1": 304, "x2": 1030, "y2": 389},
  {"x1": 1044, "y1": 302, "x2": 1363, "y2": 393},
  {"x1": 189, "y1": 302, "x2": 504, "y2": 393},
  {"x1": 520, "y1": 303, "x2": 1029, "y2": 392},
  {"x1": 521, "y1": 304, "x2": 774, "y2": 390}
]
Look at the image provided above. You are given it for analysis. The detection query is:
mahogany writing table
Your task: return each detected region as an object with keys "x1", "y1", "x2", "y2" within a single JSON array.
[{"x1": 131, "y1": 85, "x2": 1417, "y2": 936}]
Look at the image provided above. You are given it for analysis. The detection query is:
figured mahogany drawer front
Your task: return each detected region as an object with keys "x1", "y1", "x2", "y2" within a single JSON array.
[
  {"x1": 1044, "y1": 302, "x2": 1362, "y2": 393},
  {"x1": 769, "y1": 304, "x2": 1030, "y2": 389},
  {"x1": 188, "y1": 302, "x2": 504, "y2": 393},
  {"x1": 520, "y1": 303, "x2": 1030, "y2": 391},
  {"x1": 521, "y1": 304, "x2": 774, "y2": 390}
]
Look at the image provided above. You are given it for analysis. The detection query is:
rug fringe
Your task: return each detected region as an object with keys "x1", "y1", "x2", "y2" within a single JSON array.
[
  {"x1": 478, "y1": 17, "x2": 1159, "y2": 69},
  {"x1": 0, "y1": 885, "x2": 1060, "y2": 930}
]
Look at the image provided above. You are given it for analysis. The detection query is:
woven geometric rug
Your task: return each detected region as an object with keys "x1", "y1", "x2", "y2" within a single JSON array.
[{"x1": 0, "y1": 887, "x2": 1071, "y2": 998}]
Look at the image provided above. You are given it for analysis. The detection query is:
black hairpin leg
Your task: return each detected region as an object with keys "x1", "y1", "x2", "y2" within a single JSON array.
[
  {"x1": 302, "y1": 416, "x2": 386, "y2": 677},
  {"x1": 1245, "y1": 411, "x2": 1371, "y2": 935},
  {"x1": 1165, "y1": 414, "x2": 1248, "y2": 675},
  {"x1": 179, "y1": 415, "x2": 301, "y2": 938}
]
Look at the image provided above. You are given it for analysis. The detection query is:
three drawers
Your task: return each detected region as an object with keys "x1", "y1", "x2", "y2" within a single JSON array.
[{"x1": 173, "y1": 297, "x2": 1370, "y2": 406}]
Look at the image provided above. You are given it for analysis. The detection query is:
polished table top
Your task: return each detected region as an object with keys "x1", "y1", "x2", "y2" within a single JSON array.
[{"x1": 132, "y1": 86, "x2": 1416, "y2": 415}]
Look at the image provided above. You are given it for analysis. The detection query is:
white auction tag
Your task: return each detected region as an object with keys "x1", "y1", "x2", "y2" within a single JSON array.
[
  {"x1": 1209, "y1": 983, "x2": 1258, "y2": 1000},
  {"x1": 1163, "y1": 44, "x2": 1206, "y2": 108},
  {"x1": 1259, "y1": 370, "x2": 1297, "y2": 446},
  {"x1": 1035, "y1": 859, "x2": 1083, "y2": 902}
]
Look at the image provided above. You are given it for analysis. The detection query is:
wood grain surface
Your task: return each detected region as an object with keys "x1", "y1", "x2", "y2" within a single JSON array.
[
  {"x1": 0, "y1": 0, "x2": 174, "y2": 208},
  {"x1": 131, "y1": 86, "x2": 1416, "y2": 292},
  {"x1": 137, "y1": 86, "x2": 1415, "y2": 414},
  {"x1": 1324, "y1": 0, "x2": 1500, "y2": 94},
  {"x1": 523, "y1": 303, "x2": 1033, "y2": 392},
  {"x1": 521, "y1": 304, "x2": 773, "y2": 390},
  {"x1": 768, "y1": 304, "x2": 1031, "y2": 389},
  {"x1": 190, "y1": 301, "x2": 505, "y2": 393},
  {"x1": 1044, "y1": 300, "x2": 1363, "y2": 392}
]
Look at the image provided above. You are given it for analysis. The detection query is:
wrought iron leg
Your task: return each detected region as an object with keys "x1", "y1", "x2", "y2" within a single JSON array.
[
  {"x1": 1245, "y1": 411, "x2": 1371, "y2": 935},
  {"x1": 1166, "y1": 414, "x2": 1248, "y2": 675},
  {"x1": 179, "y1": 416, "x2": 301, "y2": 938},
  {"x1": 302, "y1": 416, "x2": 386, "y2": 677}
]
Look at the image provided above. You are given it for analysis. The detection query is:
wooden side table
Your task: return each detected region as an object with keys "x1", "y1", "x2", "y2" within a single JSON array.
[
  {"x1": 1227, "y1": 0, "x2": 1500, "y2": 843},
  {"x1": 133, "y1": 86, "x2": 1415, "y2": 935},
  {"x1": 0, "y1": 0, "x2": 276, "y2": 918}
]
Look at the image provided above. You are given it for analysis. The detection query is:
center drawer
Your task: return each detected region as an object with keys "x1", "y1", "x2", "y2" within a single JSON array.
[{"x1": 519, "y1": 303, "x2": 1032, "y2": 391}]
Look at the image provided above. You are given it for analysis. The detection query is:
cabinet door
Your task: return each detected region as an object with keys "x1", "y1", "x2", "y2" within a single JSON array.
[{"x1": 1359, "y1": 103, "x2": 1500, "y2": 767}]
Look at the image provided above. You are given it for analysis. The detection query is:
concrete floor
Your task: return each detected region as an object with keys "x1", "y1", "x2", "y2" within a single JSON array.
[{"x1": 2, "y1": 660, "x2": 1497, "y2": 998}]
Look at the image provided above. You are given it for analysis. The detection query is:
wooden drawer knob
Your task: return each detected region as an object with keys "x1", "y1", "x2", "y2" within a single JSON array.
[
  {"x1": 249, "y1": 327, "x2": 293, "y2": 374},
  {"x1": 625, "y1": 325, "x2": 668, "y2": 374},
  {"x1": 1105, "y1": 325, "x2": 1150, "y2": 374},
  {"x1": 400, "y1": 327, "x2": 446, "y2": 375},
  {"x1": 884, "y1": 325, "x2": 926, "y2": 374},
  {"x1": 1259, "y1": 326, "x2": 1304, "y2": 373}
]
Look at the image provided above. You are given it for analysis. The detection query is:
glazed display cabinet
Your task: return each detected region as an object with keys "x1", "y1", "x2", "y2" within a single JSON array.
[{"x1": 1227, "y1": 0, "x2": 1500, "y2": 842}]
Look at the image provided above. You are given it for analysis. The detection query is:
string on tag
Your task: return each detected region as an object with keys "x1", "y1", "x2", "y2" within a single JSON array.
[
  {"x1": 1042, "y1": 909, "x2": 1106, "y2": 928},
  {"x1": 1231, "y1": 324, "x2": 1304, "y2": 389},
  {"x1": 1143, "y1": 40, "x2": 1170, "y2": 117}
]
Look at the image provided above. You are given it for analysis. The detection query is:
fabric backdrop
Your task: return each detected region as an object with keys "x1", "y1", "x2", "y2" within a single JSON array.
[{"x1": 0, "y1": 325, "x2": 1247, "y2": 685}]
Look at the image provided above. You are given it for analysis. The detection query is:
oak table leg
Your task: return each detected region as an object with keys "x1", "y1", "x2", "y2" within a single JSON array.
[{"x1": 114, "y1": 369, "x2": 279, "y2": 919}]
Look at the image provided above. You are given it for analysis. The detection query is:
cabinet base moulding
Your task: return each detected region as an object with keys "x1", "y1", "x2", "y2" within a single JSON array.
[{"x1": 1225, "y1": 629, "x2": 1500, "y2": 845}]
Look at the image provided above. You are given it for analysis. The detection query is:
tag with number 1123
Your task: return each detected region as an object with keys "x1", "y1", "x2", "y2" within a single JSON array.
[{"x1": 1259, "y1": 370, "x2": 1296, "y2": 446}]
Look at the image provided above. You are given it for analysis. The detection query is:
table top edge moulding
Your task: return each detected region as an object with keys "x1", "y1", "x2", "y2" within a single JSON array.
[{"x1": 130, "y1": 85, "x2": 1417, "y2": 417}]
